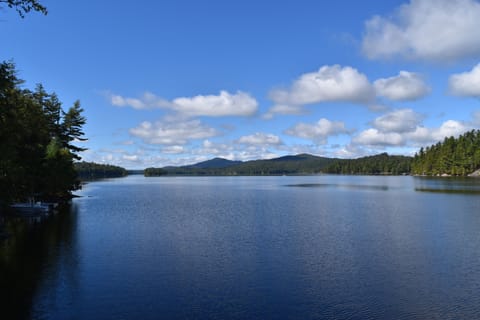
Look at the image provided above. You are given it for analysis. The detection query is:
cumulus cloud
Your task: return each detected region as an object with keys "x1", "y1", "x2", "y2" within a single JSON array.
[
  {"x1": 110, "y1": 92, "x2": 171, "y2": 109},
  {"x1": 110, "y1": 90, "x2": 258, "y2": 117},
  {"x1": 362, "y1": 0, "x2": 480, "y2": 62},
  {"x1": 171, "y1": 91, "x2": 258, "y2": 117},
  {"x1": 195, "y1": 140, "x2": 280, "y2": 162},
  {"x1": 285, "y1": 118, "x2": 350, "y2": 144},
  {"x1": 448, "y1": 63, "x2": 480, "y2": 97},
  {"x1": 332, "y1": 144, "x2": 373, "y2": 159},
  {"x1": 262, "y1": 104, "x2": 306, "y2": 119},
  {"x1": 266, "y1": 65, "x2": 375, "y2": 117},
  {"x1": 372, "y1": 108, "x2": 424, "y2": 133},
  {"x1": 374, "y1": 71, "x2": 430, "y2": 101},
  {"x1": 264, "y1": 66, "x2": 433, "y2": 118},
  {"x1": 237, "y1": 133, "x2": 283, "y2": 146},
  {"x1": 353, "y1": 108, "x2": 472, "y2": 148},
  {"x1": 353, "y1": 129, "x2": 405, "y2": 146},
  {"x1": 122, "y1": 154, "x2": 139, "y2": 162},
  {"x1": 407, "y1": 120, "x2": 472, "y2": 143},
  {"x1": 129, "y1": 118, "x2": 218, "y2": 145},
  {"x1": 162, "y1": 145, "x2": 186, "y2": 154}
]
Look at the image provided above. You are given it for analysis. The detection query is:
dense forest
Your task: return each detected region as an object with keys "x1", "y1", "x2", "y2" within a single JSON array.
[
  {"x1": 0, "y1": 61, "x2": 86, "y2": 204},
  {"x1": 75, "y1": 162, "x2": 127, "y2": 180},
  {"x1": 157, "y1": 154, "x2": 335, "y2": 176},
  {"x1": 145, "y1": 153, "x2": 413, "y2": 176},
  {"x1": 144, "y1": 167, "x2": 168, "y2": 177},
  {"x1": 323, "y1": 153, "x2": 412, "y2": 175},
  {"x1": 411, "y1": 130, "x2": 480, "y2": 176}
]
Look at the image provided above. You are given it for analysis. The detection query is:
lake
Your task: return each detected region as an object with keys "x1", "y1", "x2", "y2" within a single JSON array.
[{"x1": 2, "y1": 175, "x2": 480, "y2": 319}]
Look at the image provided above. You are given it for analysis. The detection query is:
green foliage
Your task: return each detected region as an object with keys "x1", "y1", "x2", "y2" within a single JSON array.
[
  {"x1": 0, "y1": 61, "x2": 86, "y2": 203},
  {"x1": 61, "y1": 101, "x2": 87, "y2": 159},
  {"x1": 411, "y1": 130, "x2": 480, "y2": 176},
  {"x1": 158, "y1": 154, "x2": 336, "y2": 176},
  {"x1": 323, "y1": 153, "x2": 412, "y2": 175},
  {"x1": 75, "y1": 162, "x2": 127, "y2": 180},
  {"x1": 0, "y1": 0, "x2": 47, "y2": 18},
  {"x1": 144, "y1": 167, "x2": 168, "y2": 177},
  {"x1": 145, "y1": 153, "x2": 412, "y2": 176}
]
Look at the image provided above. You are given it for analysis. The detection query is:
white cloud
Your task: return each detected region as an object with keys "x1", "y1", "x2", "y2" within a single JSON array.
[
  {"x1": 434, "y1": 120, "x2": 471, "y2": 140},
  {"x1": 110, "y1": 90, "x2": 258, "y2": 117},
  {"x1": 268, "y1": 65, "x2": 375, "y2": 116},
  {"x1": 449, "y1": 63, "x2": 480, "y2": 97},
  {"x1": 372, "y1": 109, "x2": 424, "y2": 133},
  {"x1": 129, "y1": 118, "x2": 218, "y2": 145},
  {"x1": 122, "y1": 154, "x2": 139, "y2": 162},
  {"x1": 172, "y1": 91, "x2": 257, "y2": 117},
  {"x1": 195, "y1": 139, "x2": 280, "y2": 162},
  {"x1": 374, "y1": 71, "x2": 430, "y2": 101},
  {"x1": 353, "y1": 107, "x2": 472, "y2": 149},
  {"x1": 354, "y1": 115, "x2": 471, "y2": 148},
  {"x1": 110, "y1": 91, "x2": 171, "y2": 109},
  {"x1": 262, "y1": 104, "x2": 306, "y2": 119},
  {"x1": 332, "y1": 144, "x2": 372, "y2": 159},
  {"x1": 285, "y1": 118, "x2": 350, "y2": 144},
  {"x1": 162, "y1": 145, "x2": 186, "y2": 154},
  {"x1": 237, "y1": 133, "x2": 283, "y2": 146},
  {"x1": 407, "y1": 120, "x2": 472, "y2": 143},
  {"x1": 353, "y1": 129, "x2": 405, "y2": 146},
  {"x1": 362, "y1": 0, "x2": 480, "y2": 62}
]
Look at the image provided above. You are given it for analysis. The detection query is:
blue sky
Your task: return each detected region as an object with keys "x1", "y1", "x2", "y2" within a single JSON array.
[{"x1": 2, "y1": 0, "x2": 480, "y2": 169}]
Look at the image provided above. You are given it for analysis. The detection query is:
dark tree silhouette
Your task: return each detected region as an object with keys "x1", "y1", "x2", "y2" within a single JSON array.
[{"x1": 0, "y1": 0, "x2": 47, "y2": 18}]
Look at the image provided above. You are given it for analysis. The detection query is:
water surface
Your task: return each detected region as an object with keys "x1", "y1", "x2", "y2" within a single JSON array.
[{"x1": 2, "y1": 175, "x2": 480, "y2": 319}]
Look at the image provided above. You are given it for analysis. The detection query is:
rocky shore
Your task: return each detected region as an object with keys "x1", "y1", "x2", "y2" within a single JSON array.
[{"x1": 468, "y1": 169, "x2": 480, "y2": 177}]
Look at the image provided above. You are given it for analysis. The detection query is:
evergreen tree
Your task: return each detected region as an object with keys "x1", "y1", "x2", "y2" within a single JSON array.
[
  {"x1": 0, "y1": 61, "x2": 87, "y2": 204},
  {"x1": 412, "y1": 130, "x2": 480, "y2": 176},
  {"x1": 61, "y1": 101, "x2": 87, "y2": 159}
]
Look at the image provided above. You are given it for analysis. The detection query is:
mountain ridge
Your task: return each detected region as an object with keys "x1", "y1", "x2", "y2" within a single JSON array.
[
  {"x1": 185, "y1": 157, "x2": 242, "y2": 169},
  {"x1": 147, "y1": 153, "x2": 412, "y2": 176}
]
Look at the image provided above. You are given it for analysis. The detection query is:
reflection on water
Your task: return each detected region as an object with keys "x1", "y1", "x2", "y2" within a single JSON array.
[
  {"x1": 286, "y1": 183, "x2": 389, "y2": 191},
  {"x1": 414, "y1": 177, "x2": 480, "y2": 194},
  {"x1": 0, "y1": 204, "x2": 77, "y2": 320},
  {"x1": 1, "y1": 175, "x2": 480, "y2": 319}
]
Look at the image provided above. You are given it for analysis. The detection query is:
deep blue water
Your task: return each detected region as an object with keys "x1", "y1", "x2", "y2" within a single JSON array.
[{"x1": 2, "y1": 175, "x2": 480, "y2": 319}]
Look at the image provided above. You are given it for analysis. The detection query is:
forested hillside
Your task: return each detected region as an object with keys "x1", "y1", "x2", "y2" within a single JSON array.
[
  {"x1": 75, "y1": 162, "x2": 127, "y2": 180},
  {"x1": 411, "y1": 130, "x2": 480, "y2": 176},
  {"x1": 323, "y1": 153, "x2": 412, "y2": 175},
  {"x1": 154, "y1": 154, "x2": 335, "y2": 175},
  {"x1": 0, "y1": 62, "x2": 86, "y2": 204},
  {"x1": 144, "y1": 167, "x2": 168, "y2": 176},
  {"x1": 145, "y1": 153, "x2": 413, "y2": 176}
]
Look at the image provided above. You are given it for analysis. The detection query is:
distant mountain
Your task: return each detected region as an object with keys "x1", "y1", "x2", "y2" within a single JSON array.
[
  {"x1": 269, "y1": 153, "x2": 319, "y2": 162},
  {"x1": 144, "y1": 153, "x2": 414, "y2": 176},
  {"x1": 186, "y1": 157, "x2": 243, "y2": 169},
  {"x1": 155, "y1": 154, "x2": 337, "y2": 176},
  {"x1": 229, "y1": 154, "x2": 335, "y2": 175}
]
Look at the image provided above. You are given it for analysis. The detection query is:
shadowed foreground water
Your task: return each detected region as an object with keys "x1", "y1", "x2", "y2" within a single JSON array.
[{"x1": 1, "y1": 175, "x2": 480, "y2": 319}]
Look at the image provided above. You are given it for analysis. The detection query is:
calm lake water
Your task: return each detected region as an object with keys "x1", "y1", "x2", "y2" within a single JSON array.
[{"x1": 2, "y1": 175, "x2": 480, "y2": 319}]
